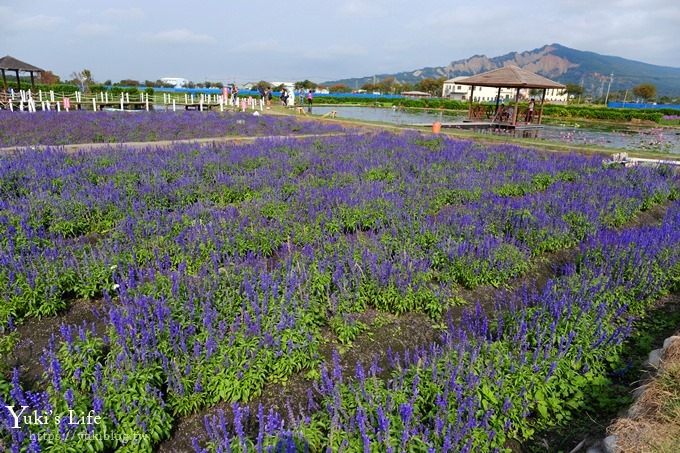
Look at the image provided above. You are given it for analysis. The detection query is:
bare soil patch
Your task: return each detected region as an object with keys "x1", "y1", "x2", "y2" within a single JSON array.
[{"x1": 7, "y1": 298, "x2": 109, "y2": 388}]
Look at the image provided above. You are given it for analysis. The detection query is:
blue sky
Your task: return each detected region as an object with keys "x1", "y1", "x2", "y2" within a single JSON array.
[{"x1": 2, "y1": 0, "x2": 679, "y2": 84}]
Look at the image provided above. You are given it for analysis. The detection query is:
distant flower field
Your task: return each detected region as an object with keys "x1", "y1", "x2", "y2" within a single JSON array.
[
  {"x1": 0, "y1": 110, "x2": 344, "y2": 147},
  {"x1": 0, "y1": 124, "x2": 679, "y2": 452}
]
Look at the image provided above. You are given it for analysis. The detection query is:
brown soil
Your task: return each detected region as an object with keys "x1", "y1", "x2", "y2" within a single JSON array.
[
  {"x1": 7, "y1": 297, "x2": 109, "y2": 388},
  {"x1": 0, "y1": 132, "x2": 360, "y2": 155},
  {"x1": 1, "y1": 160, "x2": 673, "y2": 451},
  {"x1": 161, "y1": 203, "x2": 672, "y2": 452},
  {"x1": 158, "y1": 310, "x2": 439, "y2": 453},
  {"x1": 619, "y1": 202, "x2": 668, "y2": 230}
]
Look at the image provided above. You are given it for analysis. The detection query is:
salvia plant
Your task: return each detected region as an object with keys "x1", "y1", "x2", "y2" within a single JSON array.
[
  {"x1": 0, "y1": 111, "x2": 345, "y2": 147},
  {"x1": 0, "y1": 121, "x2": 678, "y2": 452}
]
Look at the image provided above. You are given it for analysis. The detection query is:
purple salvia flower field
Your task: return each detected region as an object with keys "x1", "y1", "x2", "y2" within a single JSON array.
[
  {"x1": 0, "y1": 112, "x2": 679, "y2": 452},
  {"x1": 0, "y1": 111, "x2": 344, "y2": 147}
]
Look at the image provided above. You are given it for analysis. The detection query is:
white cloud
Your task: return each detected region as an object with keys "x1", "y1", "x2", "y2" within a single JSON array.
[
  {"x1": 103, "y1": 8, "x2": 144, "y2": 20},
  {"x1": 230, "y1": 40, "x2": 287, "y2": 53},
  {"x1": 75, "y1": 23, "x2": 116, "y2": 37},
  {"x1": 303, "y1": 44, "x2": 369, "y2": 60},
  {"x1": 337, "y1": 0, "x2": 383, "y2": 17},
  {"x1": 145, "y1": 29, "x2": 216, "y2": 45},
  {"x1": 0, "y1": 6, "x2": 64, "y2": 32}
]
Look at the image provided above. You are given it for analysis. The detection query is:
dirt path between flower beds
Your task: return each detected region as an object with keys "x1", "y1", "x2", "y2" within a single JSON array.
[
  {"x1": 157, "y1": 203, "x2": 672, "y2": 453},
  {"x1": 7, "y1": 297, "x2": 109, "y2": 389},
  {"x1": 2, "y1": 123, "x2": 671, "y2": 449},
  {"x1": 0, "y1": 132, "x2": 365, "y2": 154},
  {"x1": 4, "y1": 201, "x2": 669, "y2": 451}
]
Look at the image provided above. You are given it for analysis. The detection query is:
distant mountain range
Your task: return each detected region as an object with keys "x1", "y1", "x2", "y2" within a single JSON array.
[{"x1": 324, "y1": 43, "x2": 680, "y2": 98}]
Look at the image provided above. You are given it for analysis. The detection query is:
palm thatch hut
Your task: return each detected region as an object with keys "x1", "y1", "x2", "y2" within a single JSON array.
[
  {"x1": 0, "y1": 55, "x2": 45, "y2": 90},
  {"x1": 454, "y1": 66, "x2": 566, "y2": 126}
]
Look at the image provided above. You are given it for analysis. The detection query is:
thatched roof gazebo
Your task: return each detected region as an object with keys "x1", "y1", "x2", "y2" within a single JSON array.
[
  {"x1": 454, "y1": 65, "x2": 566, "y2": 126},
  {"x1": 0, "y1": 55, "x2": 45, "y2": 91}
]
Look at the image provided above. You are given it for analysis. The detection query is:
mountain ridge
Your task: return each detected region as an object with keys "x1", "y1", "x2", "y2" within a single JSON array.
[{"x1": 324, "y1": 44, "x2": 680, "y2": 98}]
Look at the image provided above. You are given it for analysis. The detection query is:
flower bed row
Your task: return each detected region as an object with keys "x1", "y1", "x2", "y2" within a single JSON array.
[
  {"x1": 0, "y1": 129, "x2": 678, "y2": 451},
  {"x1": 194, "y1": 201, "x2": 680, "y2": 452},
  {"x1": 0, "y1": 111, "x2": 344, "y2": 147}
]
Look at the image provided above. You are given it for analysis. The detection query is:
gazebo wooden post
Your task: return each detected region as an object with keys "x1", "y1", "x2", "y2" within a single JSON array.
[
  {"x1": 15, "y1": 70, "x2": 21, "y2": 91},
  {"x1": 511, "y1": 88, "x2": 520, "y2": 126},
  {"x1": 494, "y1": 87, "x2": 501, "y2": 114},
  {"x1": 467, "y1": 85, "x2": 476, "y2": 120},
  {"x1": 30, "y1": 71, "x2": 35, "y2": 89},
  {"x1": 1, "y1": 69, "x2": 6, "y2": 91},
  {"x1": 537, "y1": 88, "x2": 547, "y2": 125}
]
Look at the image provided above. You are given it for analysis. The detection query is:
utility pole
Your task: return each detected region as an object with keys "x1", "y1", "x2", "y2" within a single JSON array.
[{"x1": 604, "y1": 73, "x2": 614, "y2": 106}]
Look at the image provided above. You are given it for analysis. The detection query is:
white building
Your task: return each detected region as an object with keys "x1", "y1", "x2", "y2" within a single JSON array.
[
  {"x1": 160, "y1": 77, "x2": 189, "y2": 88},
  {"x1": 442, "y1": 76, "x2": 567, "y2": 103},
  {"x1": 539, "y1": 88, "x2": 568, "y2": 103},
  {"x1": 442, "y1": 77, "x2": 513, "y2": 101}
]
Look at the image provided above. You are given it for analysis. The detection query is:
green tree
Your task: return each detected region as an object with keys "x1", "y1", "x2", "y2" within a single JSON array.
[
  {"x1": 254, "y1": 80, "x2": 271, "y2": 92},
  {"x1": 632, "y1": 83, "x2": 657, "y2": 102},
  {"x1": 70, "y1": 69, "x2": 93, "y2": 92},
  {"x1": 361, "y1": 82, "x2": 378, "y2": 92},
  {"x1": 396, "y1": 82, "x2": 415, "y2": 94},
  {"x1": 565, "y1": 83, "x2": 583, "y2": 97},
  {"x1": 377, "y1": 77, "x2": 397, "y2": 94},
  {"x1": 294, "y1": 80, "x2": 317, "y2": 90},
  {"x1": 41, "y1": 70, "x2": 61, "y2": 85},
  {"x1": 415, "y1": 78, "x2": 445, "y2": 96},
  {"x1": 328, "y1": 84, "x2": 351, "y2": 93},
  {"x1": 118, "y1": 79, "x2": 140, "y2": 87}
]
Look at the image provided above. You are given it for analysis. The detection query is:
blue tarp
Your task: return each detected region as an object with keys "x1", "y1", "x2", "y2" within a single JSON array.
[
  {"x1": 112, "y1": 85, "x2": 409, "y2": 100},
  {"x1": 608, "y1": 102, "x2": 680, "y2": 110}
]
